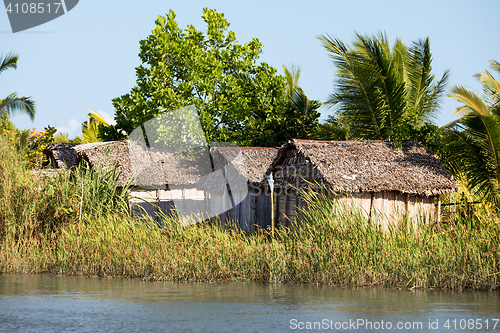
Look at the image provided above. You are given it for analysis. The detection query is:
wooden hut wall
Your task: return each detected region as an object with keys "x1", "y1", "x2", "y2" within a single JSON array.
[
  {"x1": 164, "y1": 188, "x2": 206, "y2": 219},
  {"x1": 130, "y1": 188, "x2": 206, "y2": 221},
  {"x1": 340, "y1": 191, "x2": 436, "y2": 229},
  {"x1": 327, "y1": 192, "x2": 372, "y2": 219},
  {"x1": 130, "y1": 190, "x2": 159, "y2": 220},
  {"x1": 273, "y1": 149, "x2": 319, "y2": 191},
  {"x1": 274, "y1": 191, "x2": 307, "y2": 229},
  {"x1": 407, "y1": 195, "x2": 436, "y2": 228},
  {"x1": 208, "y1": 189, "x2": 272, "y2": 231},
  {"x1": 368, "y1": 191, "x2": 407, "y2": 229},
  {"x1": 272, "y1": 189, "x2": 438, "y2": 231}
]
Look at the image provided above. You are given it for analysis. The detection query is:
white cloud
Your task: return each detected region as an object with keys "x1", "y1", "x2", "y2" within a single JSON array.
[{"x1": 56, "y1": 118, "x2": 80, "y2": 138}]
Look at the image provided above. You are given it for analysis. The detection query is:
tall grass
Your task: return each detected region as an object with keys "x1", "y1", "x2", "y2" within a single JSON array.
[
  {"x1": 0, "y1": 137, "x2": 129, "y2": 241},
  {"x1": 1, "y1": 138, "x2": 499, "y2": 289}
]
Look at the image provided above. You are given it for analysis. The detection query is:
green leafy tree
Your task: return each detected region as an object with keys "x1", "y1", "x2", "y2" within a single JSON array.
[
  {"x1": 442, "y1": 60, "x2": 500, "y2": 206},
  {"x1": 318, "y1": 32, "x2": 448, "y2": 146},
  {"x1": 0, "y1": 53, "x2": 35, "y2": 120},
  {"x1": 103, "y1": 8, "x2": 289, "y2": 146}
]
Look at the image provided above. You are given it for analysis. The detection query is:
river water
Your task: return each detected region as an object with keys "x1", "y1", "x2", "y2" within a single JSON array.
[{"x1": 0, "y1": 275, "x2": 499, "y2": 332}]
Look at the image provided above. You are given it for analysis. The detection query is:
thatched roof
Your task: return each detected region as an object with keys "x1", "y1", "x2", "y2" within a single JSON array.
[
  {"x1": 43, "y1": 142, "x2": 79, "y2": 169},
  {"x1": 270, "y1": 139, "x2": 459, "y2": 196},
  {"x1": 202, "y1": 147, "x2": 278, "y2": 192},
  {"x1": 74, "y1": 140, "x2": 206, "y2": 188}
]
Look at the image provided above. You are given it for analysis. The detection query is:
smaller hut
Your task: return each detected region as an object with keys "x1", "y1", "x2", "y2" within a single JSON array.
[
  {"x1": 202, "y1": 147, "x2": 278, "y2": 231},
  {"x1": 74, "y1": 140, "x2": 206, "y2": 221},
  {"x1": 269, "y1": 139, "x2": 459, "y2": 229},
  {"x1": 43, "y1": 142, "x2": 79, "y2": 169}
]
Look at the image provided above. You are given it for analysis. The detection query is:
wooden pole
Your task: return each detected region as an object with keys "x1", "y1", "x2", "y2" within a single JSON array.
[
  {"x1": 78, "y1": 176, "x2": 84, "y2": 248},
  {"x1": 267, "y1": 172, "x2": 275, "y2": 237},
  {"x1": 437, "y1": 196, "x2": 441, "y2": 223},
  {"x1": 271, "y1": 191, "x2": 275, "y2": 236}
]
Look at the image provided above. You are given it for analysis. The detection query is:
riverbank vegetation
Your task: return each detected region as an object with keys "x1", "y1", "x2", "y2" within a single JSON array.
[{"x1": 1, "y1": 138, "x2": 498, "y2": 290}]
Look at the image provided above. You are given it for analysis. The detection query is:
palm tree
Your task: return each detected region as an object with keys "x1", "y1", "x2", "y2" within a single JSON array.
[
  {"x1": 318, "y1": 32, "x2": 449, "y2": 142},
  {"x1": 81, "y1": 110, "x2": 110, "y2": 143},
  {"x1": 442, "y1": 60, "x2": 500, "y2": 206},
  {"x1": 282, "y1": 64, "x2": 321, "y2": 141},
  {"x1": 0, "y1": 53, "x2": 35, "y2": 120}
]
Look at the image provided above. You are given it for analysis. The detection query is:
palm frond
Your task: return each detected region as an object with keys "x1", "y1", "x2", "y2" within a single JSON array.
[
  {"x1": 420, "y1": 69, "x2": 450, "y2": 120},
  {"x1": 320, "y1": 32, "x2": 447, "y2": 142},
  {"x1": 391, "y1": 38, "x2": 407, "y2": 84},
  {"x1": 474, "y1": 69, "x2": 500, "y2": 107},
  {"x1": 0, "y1": 93, "x2": 35, "y2": 120},
  {"x1": 82, "y1": 110, "x2": 111, "y2": 143},
  {"x1": 440, "y1": 118, "x2": 460, "y2": 130},
  {"x1": 54, "y1": 132, "x2": 70, "y2": 142},
  {"x1": 282, "y1": 64, "x2": 301, "y2": 87},
  {"x1": 88, "y1": 109, "x2": 110, "y2": 126},
  {"x1": 0, "y1": 53, "x2": 18, "y2": 75},
  {"x1": 405, "y1": 37, "x2": 449, "y2": 124},
  {"x1": 449, "y1": 85, "x2": 489, "y2": 116},
  {"x1": 82, "y1": 119, "x2": 100, "y2": 143},
  {"x1": 442, "y1": 126, "x2": 500, "y2": 205},
  {"x1": 353, "y1": 32, "x2": 407, "y2": 134},
  {"x1": 319, "y1": 34, "x2": 386, "y2": 139},
  {"x1": 491, "y1": 60, "x2": 500, "y2": 75}
]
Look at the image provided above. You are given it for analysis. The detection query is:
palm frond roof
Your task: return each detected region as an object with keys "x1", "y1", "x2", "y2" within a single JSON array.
[
  {"x1": 43, "y1": 142, "x2": 79, "y2": 169},
  {"x1": 201, "y1": 147, "x2": 278, "y2": 192},
  {"x1": 74, "y1": 140, "x2": 206, "y2": 188},
  {"x1": 270, "y1": 139, "x2": 458, "y2": 196}
]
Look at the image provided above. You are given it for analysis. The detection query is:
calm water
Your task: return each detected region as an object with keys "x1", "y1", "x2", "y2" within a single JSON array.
[{"x1": 0, "y1": 275, "x2": 499, "y2": 332}]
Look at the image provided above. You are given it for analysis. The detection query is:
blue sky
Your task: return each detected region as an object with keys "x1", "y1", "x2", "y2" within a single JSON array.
[{"x1": 1, "y1": 0, "x2": 499, "y2": 139}]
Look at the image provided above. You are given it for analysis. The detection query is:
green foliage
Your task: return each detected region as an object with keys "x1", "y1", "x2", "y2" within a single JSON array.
[
  {"x1": 316, "y1": 115, "x2": 353, "y2": 141},
  {"x1": 0, "y1": 113, "x2": 17, "y2": 132},
  {"x1": 0, "y1": 136, "x2": 73, "y2": 241},
  {"x1": 442, "y1": 60, "x2": 500, "y2": 206},
  {"x1": 319, "y1": 32, "x2": 449, "y2": 146},
  {"x1": 25, "y1": 125, "x2": 56, "y2": 167},
  {"x1": 103, "y1": 8, "x2": 319, "y2": 147},
  {"x1": 0, "y1": 53, "x2": 35, "y2": 120},
  {"x1": 0, "y1": 116, "x2": 57, "y2": 167},
  {"x1": 82, "y1": 110, "x2": 110, "y2": 143},
  {"x1": 53, "y1": 132, "x2": 70, "y2": 142},
  {"x1": 0, "y1": 136, "x2": 130, "y2": 242},
  {"x1": 260, "y1": 65, "x2": 321, "y2": 146}
]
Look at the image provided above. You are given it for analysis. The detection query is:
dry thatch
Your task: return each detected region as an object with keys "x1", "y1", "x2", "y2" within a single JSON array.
[
  {"x1": 74, "y1": 140, "x2": 205, "y2": 188},
  {"x1": 270, "y1": 139, "x2": 459, "y2": 196},
  {"x1": 43, "y1": 142, "x2": 79, "y2": 169},
  {"x1": 202, "y1": 147, "x2": 278, "y2": 193}
]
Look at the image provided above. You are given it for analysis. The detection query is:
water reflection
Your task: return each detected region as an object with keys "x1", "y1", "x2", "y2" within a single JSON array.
[{"x1": 0, "y1": 275, "x2": 498, "y2": 332}]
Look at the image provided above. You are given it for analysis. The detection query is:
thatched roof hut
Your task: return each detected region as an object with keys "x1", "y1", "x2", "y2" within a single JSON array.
[
  {"x1": 43, "y1": 142, "x2": 79, "y2": 169},
  {"x1": 268, "y1": 139, "x2": 459, "y2": 229},
  {"x1": 74, "y1": 140, "x2": 206, "y2": 189},
  {"x1": 202, "y1": 146, "x2": 278, "y2": 193},
  {"x1": 270, "y1": 139, "x2": 458, "y2": 196}
]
